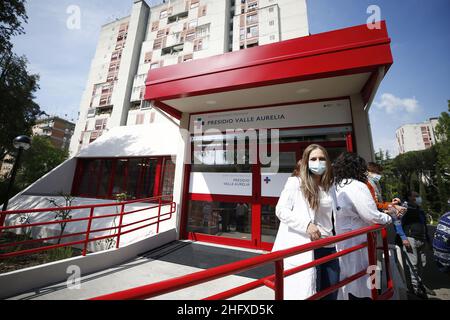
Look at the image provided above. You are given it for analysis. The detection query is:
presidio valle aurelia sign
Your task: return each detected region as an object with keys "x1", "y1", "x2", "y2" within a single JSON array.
[{"x1": 189, "y1": 99, "x2": 351, "y2": 132}]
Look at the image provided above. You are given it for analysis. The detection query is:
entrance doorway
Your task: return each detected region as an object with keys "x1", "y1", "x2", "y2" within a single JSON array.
[{"x1": 184, "y1": 125, "x2": 353, "y2": 250}]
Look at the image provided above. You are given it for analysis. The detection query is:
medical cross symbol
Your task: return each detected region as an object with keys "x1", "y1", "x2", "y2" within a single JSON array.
[{"x1": 264, "y1": 176, "x2": 271, "y2": 184}]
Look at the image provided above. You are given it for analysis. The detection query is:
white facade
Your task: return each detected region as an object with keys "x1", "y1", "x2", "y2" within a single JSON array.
[
  {"x1": 396, "y1": 117, "x2": 441, "y2": 154},
  {"x1": 232, "y1": 0, "x2": 309, "y2": 51},
  {"x1": 69, "y1": 0, "x2": 309, "y2": 156}
]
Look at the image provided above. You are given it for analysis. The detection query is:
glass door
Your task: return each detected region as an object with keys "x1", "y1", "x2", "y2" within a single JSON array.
[{"x1": 184, "y1": 126, "x2": 353, "y2": 250}]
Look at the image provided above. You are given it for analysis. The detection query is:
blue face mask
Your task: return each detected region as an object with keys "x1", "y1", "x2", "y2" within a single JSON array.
[
  {"x1": 415, "y1": 197, "x2": 422, "y2": 206},
  {"x1": 309, "y1": 160, "x2": 327, "y2": 176}
]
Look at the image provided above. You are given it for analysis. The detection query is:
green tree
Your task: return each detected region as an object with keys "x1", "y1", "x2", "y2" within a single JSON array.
[
  {"x1": 0, "y1": 54, "x2": 42, "y2": 161},
  {"x1": 434, "y1": 100, "x2": 450, "y2": 213},
  {"x1": 0, "y1": 0, "x2": 42, "y2": 161},
  {"x1": 0, "y1": 0, "x2": 27, "y2": 53},
  {"x1": 15, "y1": 136, "x2": 68, "y2": 189}
]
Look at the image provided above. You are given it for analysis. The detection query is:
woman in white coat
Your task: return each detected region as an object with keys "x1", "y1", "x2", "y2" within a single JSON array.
[
  {"x1": 272, "y1": 144, "x2": 339, "y2": 300},
  {"x1": 332, "y1": 152, "x2": 393, "y2": 299}
]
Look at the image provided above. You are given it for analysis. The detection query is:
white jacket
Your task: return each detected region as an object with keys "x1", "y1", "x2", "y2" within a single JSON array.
[
  {"x1": 272, "y1": 176, "x2": 339, "y2": 300},
  {"x1": 335, "y1": 179, "x2": 392, "y2": 299}
]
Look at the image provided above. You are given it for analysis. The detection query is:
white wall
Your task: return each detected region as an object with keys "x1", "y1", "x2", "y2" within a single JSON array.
[
  {"x1": 351, "y1": 93, "x2": 375, "y2": 162},
  {"x1": 0, "y1": 228, "x2": 177, "y2": 299},
  {"x1": 109, "y1": 1, "x2": 150, "y2": 128}
]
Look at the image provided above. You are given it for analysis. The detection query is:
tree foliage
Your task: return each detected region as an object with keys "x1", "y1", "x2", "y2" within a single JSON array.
[
  {"x1": 0, "y1": 0, "x2": 42, "y2": 160},
  {"x1": 0, "y1": 0, "x2": 27, "y2": 52},
  {"x1": 376, "y1": 100, "x2": 450, "y2": 218},
  {"x1": 0, "y1": 54, "x2": 42, "y2": 159},
  {"x1": 15, "y1": 136, "x2": 68, "y2": 189}
]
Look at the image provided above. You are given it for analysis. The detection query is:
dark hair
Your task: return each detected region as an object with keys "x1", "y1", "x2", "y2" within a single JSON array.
[
  {"x1": 367, "y1": 162, "x2": 382, "y2": 173},
  {"x1": 333, "y1": 152, "x2": 368, "y2": 187}
]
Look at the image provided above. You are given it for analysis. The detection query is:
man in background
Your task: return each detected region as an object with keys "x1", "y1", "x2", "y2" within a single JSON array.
[{"x1": 400, "y1": 191, "x2": 436, "y2": 299}]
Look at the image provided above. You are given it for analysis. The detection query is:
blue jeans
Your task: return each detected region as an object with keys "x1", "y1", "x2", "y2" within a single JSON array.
[{"x1": 314, "y1": 247, "x2": 340, "y2": 300}]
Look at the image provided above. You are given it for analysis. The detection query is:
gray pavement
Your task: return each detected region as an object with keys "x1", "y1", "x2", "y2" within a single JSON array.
[{"x1": 8, "y1": 241, "x2": 275, "y2": 300}]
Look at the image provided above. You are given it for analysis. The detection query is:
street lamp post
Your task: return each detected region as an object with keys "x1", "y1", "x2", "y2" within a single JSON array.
[{"x1": 0, "y1": 135, "x2": 31, "y2": 227}]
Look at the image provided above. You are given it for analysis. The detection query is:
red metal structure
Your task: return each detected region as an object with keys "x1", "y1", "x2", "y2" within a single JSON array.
[
  {"x1": 90, "y1": 224, "x2": 393, "y2": 300},
  {"x1": 0, "y1": 195, "x2": 176, "y2": 259}
]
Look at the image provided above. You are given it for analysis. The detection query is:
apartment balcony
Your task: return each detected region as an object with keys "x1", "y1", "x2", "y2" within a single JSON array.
[
  {"x1": 167, "y1": 10, "x2": 188, "y2": 24},
  {"x1": 161, "y1": 43, "x2": 184, "y2": 56}
]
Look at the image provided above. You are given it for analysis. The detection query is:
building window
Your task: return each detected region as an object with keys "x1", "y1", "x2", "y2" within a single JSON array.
[
  {"x1": 161, "y1": 158, "x2": 176, "y2": 196},
  {"x1": 153, "y1": 38, "x2": 163, "y2": 50},
  {"x1": 248, "y1": 2, "x2": 258, "y2": 11},
  {"x1": 73, "y1": 156, "x2": 175, "y2": 200},
  {"x1": 196, "y1": 24, "x2": 210, "y2": 37},
  {"x1": 135, "y1": 113, "x2": 144, "y2": 125},
  {"x1": 168, "y1": 10, "x2": 189, "y2": 24},
  {"x1": 144, "y1": 51, "x2": 153, "y2": 64},
  {"x1": 246, "y1": 13, "x2": 258, "y2": 25},
  {"x1": 161, "y1": 43, "x2": 184, "y2": 56},
  {"x1": 190, "y1": 0, "x2": 199, "y2": 9},
  {"x1": 247, "y1": 25, "x2": 258, "y2": 38},
  {"x1": 186, "y1": 31, "x2": 196, "y2": 42},
  {"x1": 193, "y1": 38, "x2": 205, "y2": 52},
  {"x1": 149, "y1": 111, "x2": 156, "y2": 123},
  {"x1": 89, "y1": 131, "x2": 99, "y2": 143},
  {"x1": 95, "y1": 118, "x2": 107, "y2": 130},
  {"x1": 183, "y1": 53, "x2": 193, "y2": 62},
  {"x1": 188, "y1": 19, "x2": 198, "y2": 29},
  {"x1": 151, "y1": 21, "x2": 159, "y2": 32},
  {"x1": 198, "y1": 5, "x2": 207, "y2": 17},
  {"x1": 160, "y1": 9, "x2": 168, "y2": 19}
]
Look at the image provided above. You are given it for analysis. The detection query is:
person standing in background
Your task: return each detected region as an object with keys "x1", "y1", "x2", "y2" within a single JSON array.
[
  {"x1": 400, "y1": 191, "x2": 435, "y2": 299},
  {"x1": 332, "y1": 153, "x2": 394, "y2": 299}
]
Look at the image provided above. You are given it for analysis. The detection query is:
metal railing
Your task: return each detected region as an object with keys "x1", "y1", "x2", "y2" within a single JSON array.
[
  {"x1": 89, "y1": 224, "x2": 394, "y2": 300},
  {"x1": 0, "y1": 195, "x2": 176, "y2": 259}
]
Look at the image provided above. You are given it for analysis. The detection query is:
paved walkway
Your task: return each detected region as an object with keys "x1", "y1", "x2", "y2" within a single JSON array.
[{"x1": 9, "y1": 241, "x2": 275, "y2": 300}]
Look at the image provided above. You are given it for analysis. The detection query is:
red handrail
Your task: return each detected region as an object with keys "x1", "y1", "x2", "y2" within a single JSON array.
[
  {"x1": 0, "y1": 195, "x2": 176, "y2": 259},
  {"x1": 90, "y1": 224, "x2": 394, "y2": 300}
]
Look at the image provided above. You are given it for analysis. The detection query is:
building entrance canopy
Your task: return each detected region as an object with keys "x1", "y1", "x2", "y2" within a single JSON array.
[{"x1": 144, "y1": 22, "x2": 393, "y2": 119}]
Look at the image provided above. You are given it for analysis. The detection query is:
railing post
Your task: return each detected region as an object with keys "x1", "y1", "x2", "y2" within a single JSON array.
[
  {"x1": 83, "y1": 207, "x2": 95, "y2": 256},
  {"x1": 274, "y1": 260, "x2": 284, "y2": 300},
  {"x1": 156, "y1": 197, "x2": 162, "y2": 234},
  {"x1": 367, "y1": 231, "x2": 379, "y2": 300},
  {"x1": 381, "y1": 227, "x2": 393, "y2": 293},
  {"x1": 116, "y1": 204, "x2": 125, "y2": 249}
]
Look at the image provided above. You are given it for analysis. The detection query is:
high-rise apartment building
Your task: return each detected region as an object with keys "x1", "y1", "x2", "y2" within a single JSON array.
[
  {"x1": 32, "y1": 116, "x2": 75, "y2": 150},
  {"x1": 396, "y1": 117, "x2": 441, "y2": 154},
  {"x1": 69, "y1": 0, "x2": 309, "y2": 155}
]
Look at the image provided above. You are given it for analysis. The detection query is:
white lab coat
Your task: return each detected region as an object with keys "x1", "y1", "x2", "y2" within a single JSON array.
[
  {"x1": 272, "y1": 176, "x2": 339, "y2": 300},
  {"x1": 335, "y1": 179, "x2": 392, "y2": 299}
]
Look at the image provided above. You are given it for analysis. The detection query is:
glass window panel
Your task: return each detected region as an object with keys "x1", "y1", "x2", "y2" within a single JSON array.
[
  {"x1": 161, "y1": 157, "x2": 176, "y2": 196},
  {"x1": 97, "y1": 159, "x2": 114, "y2": 197},
  {"x1": 112, "y1": 159, "x2": 128, "y2": 197},
  {"x1": 139, "y1": 159, "x2": 157, "y2": 198},
  {"x1": 187, "y1": 200, "x2": 252, "y2": 240},
  {"x1": 261, "y1": 204, "x2": 279, "y2": 243},
  {"x1": 77, "y1": 159, "x2": 101, "y2": 197},
  {"x1": 126, "y1": 158, "x2": 142, "y2": 199}
]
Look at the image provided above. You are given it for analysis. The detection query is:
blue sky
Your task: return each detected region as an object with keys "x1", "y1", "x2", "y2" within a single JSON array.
[{"x1": 11, "y1": 0, "x2": 450, "y2": 156}]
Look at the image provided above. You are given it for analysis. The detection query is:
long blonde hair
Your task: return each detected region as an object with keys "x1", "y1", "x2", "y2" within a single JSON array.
[{"x1": 292, "y1": 144, "x2": 333, "y2": 211}]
